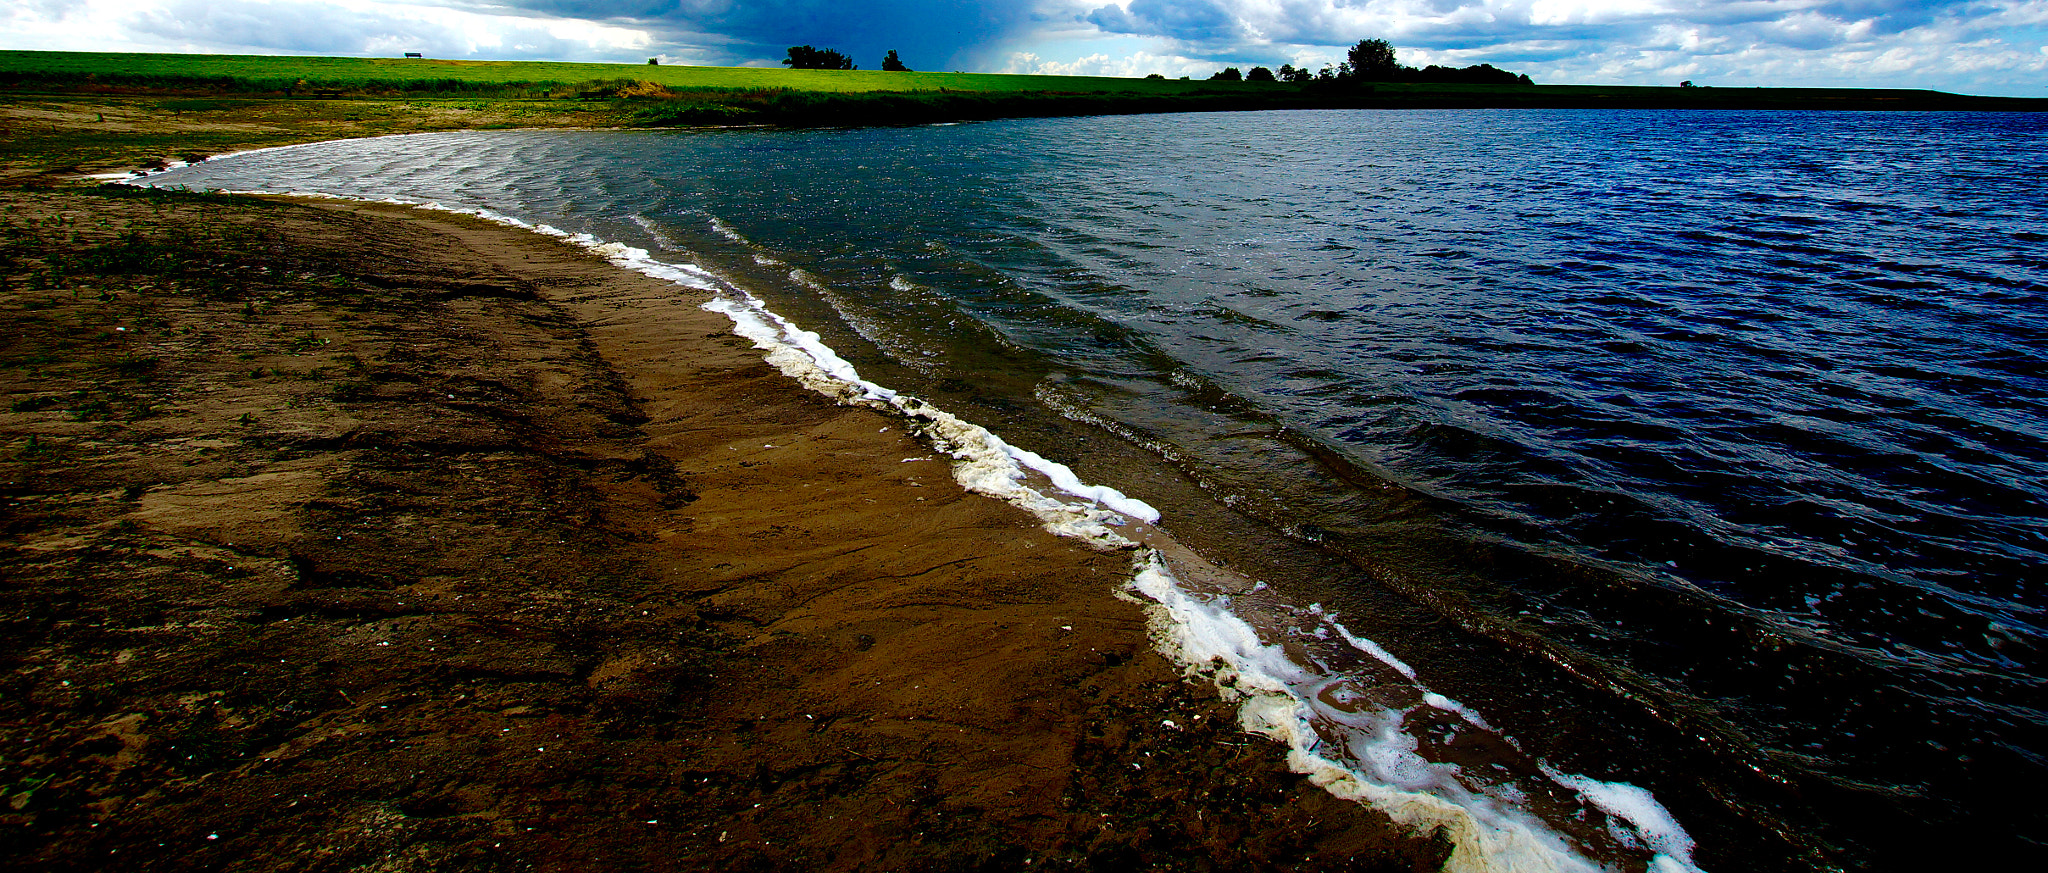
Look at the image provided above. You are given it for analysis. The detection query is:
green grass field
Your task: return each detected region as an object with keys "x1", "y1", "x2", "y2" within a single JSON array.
[
  {"x1": 0, "y1": 49, "x2": 1236, "y2": 96},
  {"x1": 3, "y1": 49, "x2": 2041, "y2": 182},
  {"x1": 7, "y1": 49, "x2": 2042, "y2": 113}
]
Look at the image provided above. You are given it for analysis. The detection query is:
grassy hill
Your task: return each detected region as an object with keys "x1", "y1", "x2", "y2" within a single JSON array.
[
  {"x1": 0, "y1": 50, "x2": 1230, "y2": 97},
  {"x1": 7, "y1": 50, "x2": 2041, "y2": 114},
  {"x1": 2, "y1": 50, "x2": 2041, "y2": 181}
]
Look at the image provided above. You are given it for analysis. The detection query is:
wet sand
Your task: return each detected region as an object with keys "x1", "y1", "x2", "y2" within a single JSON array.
[{"x1": 0, "y1": 187, "x2": 1447, "y2": 870}]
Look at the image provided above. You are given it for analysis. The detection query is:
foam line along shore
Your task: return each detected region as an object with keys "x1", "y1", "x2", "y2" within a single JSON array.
[
  {"x1": 137, "y1": 143, "x2": 1711, "y2": 871},
  {"x1": 7, "y1": 179, "x2": 1479, "y2": 869}
]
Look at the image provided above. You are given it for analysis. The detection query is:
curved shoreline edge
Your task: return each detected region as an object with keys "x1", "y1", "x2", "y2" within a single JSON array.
[
  {"x1": 8, "y1": 181, "x2": 1468, "y2": 869},
  {"x1": 636, "y1": 228, "x2": 1711, "y2": 873},
  {"x1": 123, "y1": 131, "x2": 1707, "y2": 871}
]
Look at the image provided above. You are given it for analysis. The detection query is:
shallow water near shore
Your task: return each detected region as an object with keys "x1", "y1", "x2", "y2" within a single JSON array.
[{"x1": 148, "y1": 108, "x2": 2046, "y2": 869}]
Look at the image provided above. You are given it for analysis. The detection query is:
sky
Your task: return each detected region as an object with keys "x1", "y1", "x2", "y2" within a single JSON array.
[{"x1": 5, "y1": 1, "x2": 2044, "y2": 96}]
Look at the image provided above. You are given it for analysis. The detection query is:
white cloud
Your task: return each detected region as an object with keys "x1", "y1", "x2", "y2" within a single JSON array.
[
  {"x1": 1034, "y1": 0, "x2": 2048, "y2": 95},
  {"x1": 1003, "y1": 49, "x2": 1219, "y2": 78},
  {"x1": 7, "y1": 0, "x2": 661, "y2": 62}
]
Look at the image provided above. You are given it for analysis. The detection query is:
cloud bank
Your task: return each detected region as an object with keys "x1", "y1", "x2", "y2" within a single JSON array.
[{"x1": 4, "y1": 0, "x2": 2044, "y2": 95}]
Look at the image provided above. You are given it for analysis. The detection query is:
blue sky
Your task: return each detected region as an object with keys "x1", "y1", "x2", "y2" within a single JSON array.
[{"x1": 6, "y1": 1, "x2": 2044, "y2": 96}]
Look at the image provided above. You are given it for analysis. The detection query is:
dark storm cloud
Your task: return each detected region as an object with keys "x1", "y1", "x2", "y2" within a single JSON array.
[{"x1": 477, "y1": 0, "x2": 1051, "y2": 69}]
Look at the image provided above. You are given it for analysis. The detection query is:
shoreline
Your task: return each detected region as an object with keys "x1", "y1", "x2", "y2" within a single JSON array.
[
  {"x1": 280, "y1": 187, "x2": 1718, "y2": 873},
  {"x1": 0, "y1": 185, "x2": 1448, "y2": 868},
  {"x1": 0, "y1": 111, "x2": 1780, "y2": 870},
  {"x1": 44, "y1": 118, "x2": 1733, "y2": 866}
]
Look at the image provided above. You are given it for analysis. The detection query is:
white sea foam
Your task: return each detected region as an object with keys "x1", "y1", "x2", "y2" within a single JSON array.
[
  {"x1": 1313, "y1": 602, "x2": 1419, "y2": 680},
  {"x1": 1130, "y1": 556, "x2": 1608, "y2": 872},
  {"x1": 1545, "y1": 767, "x2": 1704, "y2": 873},
  {"x1": 708, "y1": 216, "x2": 746, "y2": 243},
  {"x1": 629, "y1": 213, "x2": 684, "y2": 251},
  {"x1": 1127, "y1": 552, "x2": 1709, "y2": 872},
  {"x1": 128, "y1": 159, "x2": 1702, "y2": 873},
  {"x1": 698, "y1": 286, "x2": 1154, "y2": 548}
]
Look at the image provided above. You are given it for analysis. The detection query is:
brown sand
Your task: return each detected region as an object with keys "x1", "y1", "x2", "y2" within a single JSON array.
[{"x1": 0, "y1": 187, "x2": 1448, "y2": 870}]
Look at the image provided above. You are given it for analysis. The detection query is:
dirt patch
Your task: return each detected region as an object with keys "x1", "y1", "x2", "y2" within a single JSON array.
[{"x1": 0, "y1": 187, "x2": 1448, "y2": 870}]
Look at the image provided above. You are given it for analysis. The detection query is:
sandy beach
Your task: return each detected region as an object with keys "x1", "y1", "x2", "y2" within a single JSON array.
[{"x1": 0, "y1": 186, "x2": 1447, "y2": 869}]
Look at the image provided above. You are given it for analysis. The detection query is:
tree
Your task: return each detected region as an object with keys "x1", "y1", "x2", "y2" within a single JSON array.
[
  {"x1": 1276, "y1": 63, "x2": 1312, "y2": 83},
  {"x1": 1348, "y1": 38, "x2": 1398, "y2": 80},
  {"x1": 882, "y1": 49, "x2": 910, "y2": 72},
  {"x1": 1410, "y1": 63, "x2": 1524, "y2": 85},
  {"x1": 1246, "y1": 66, "x2": 1275, "y2": 82},
  {"x1": 784, "y1": 45, "x2": 855, "y2": 70},
  {"x1": 1209, "y1": 67, "x2": 1242, "y2": 81}
]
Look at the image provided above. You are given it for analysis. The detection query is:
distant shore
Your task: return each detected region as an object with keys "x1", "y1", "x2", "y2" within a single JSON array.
[{"x1": 2, "y1": 49, "x2": 2041, "y2": 165}]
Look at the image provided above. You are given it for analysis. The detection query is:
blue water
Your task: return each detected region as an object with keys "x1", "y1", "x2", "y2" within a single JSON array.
[{"x1": 152, "y1": 109, "x2": 2048, "y2": 868}]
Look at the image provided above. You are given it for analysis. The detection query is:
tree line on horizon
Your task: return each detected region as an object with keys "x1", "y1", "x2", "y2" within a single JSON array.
[
  {"x1": 783, "y1": 46, "x2": 912, "y2": 72},
  {"x1": 783, "y1": 39, "x2": 1527, "y2": 87},
  {"x1": 1199, "y1": 39, "x2": 1531, "y2": 87}
]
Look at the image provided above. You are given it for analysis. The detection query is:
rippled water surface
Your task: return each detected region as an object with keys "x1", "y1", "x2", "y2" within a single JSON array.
[{"x1": 154, "y1": 109, "x2": 2047, "y2": 868}]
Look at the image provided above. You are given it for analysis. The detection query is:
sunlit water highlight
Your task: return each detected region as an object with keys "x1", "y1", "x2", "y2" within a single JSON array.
[{"x1": 145, "y1": 108, "x2": 2047, "y2": 869}]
